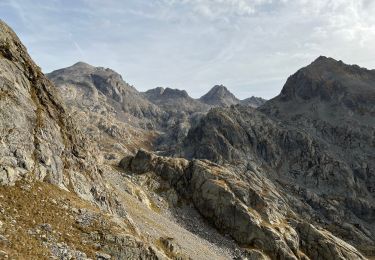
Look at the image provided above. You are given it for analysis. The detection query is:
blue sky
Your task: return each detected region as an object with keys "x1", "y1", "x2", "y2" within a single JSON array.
[{"x1": 1, "y1": 0, "x2": 375, "y2": 99}]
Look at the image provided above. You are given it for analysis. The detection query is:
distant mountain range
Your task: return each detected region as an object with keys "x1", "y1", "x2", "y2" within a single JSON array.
[
  {"x1": 48, "y1": 62, "x2": 267, "y2": 156},
  {"x1": 144, "y1": 84, "x2": 266, "y2": 112}
]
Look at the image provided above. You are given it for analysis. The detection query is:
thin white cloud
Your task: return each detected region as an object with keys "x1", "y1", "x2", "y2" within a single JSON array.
[{"x1": 0, "y1": 0, "x2": 374, "y2": 99}]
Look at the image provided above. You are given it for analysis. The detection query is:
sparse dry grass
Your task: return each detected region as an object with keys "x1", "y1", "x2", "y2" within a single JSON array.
[
  {"x1": 212, "y1": 179, "x2": 228, "y2": 189},
  {"x1": 0, "y1": 180, "x2": 129, "y2": 259}
]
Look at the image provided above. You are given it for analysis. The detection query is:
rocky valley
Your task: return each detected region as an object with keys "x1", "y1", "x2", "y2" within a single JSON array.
[{"x1": 0, "y1": 19, "x2": 374, "y2": 260}]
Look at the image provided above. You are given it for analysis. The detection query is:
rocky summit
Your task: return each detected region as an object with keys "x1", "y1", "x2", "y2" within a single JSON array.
[
  {"x1": 143, "y1": 87, "x2": 210, "y2": 114},
  {"x1": 240, "y1": 96, "x2": 267, "y2": 108},
  {"x1": 199, "y1": 84, "x2": 266, "y2": 108},
  {"x1": 0, "y1": 19, "x2": 374, "y2": 260},
  {"x1": 199, "y1": 84, "x2": 240, "y2": 107},
  {"x1": 47, "y1": 61, "x2": 163, "y2": 130}
]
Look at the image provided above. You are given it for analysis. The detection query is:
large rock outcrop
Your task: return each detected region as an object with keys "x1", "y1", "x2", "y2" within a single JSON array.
[
  {"x1": 0, "y1": 20, "x2": 97, "y2": 189},
  {"x1": 121, "y1": 150, "x2": 366, "y2": 260},
  {"x1": 48, "y1": 62, "x2": 158, "y2": 162},
  {"x1": 0, "y1": 20, "x2": 170, "y2": 260},
  {"x1": 48, "y1": 62, "x2": 163, "y2": 130},
  {"x1": 177, "y1": 57, "x2": 375, "y2": 256}
]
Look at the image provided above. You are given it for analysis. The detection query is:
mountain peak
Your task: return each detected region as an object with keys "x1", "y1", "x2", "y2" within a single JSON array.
[
  {"x1": 71, "y1": 61, "x2": 93, "y2": 68},
  {"x1": 312, "y1": 55, "x2": 332, "y2": 63},
  {"x1": 306, "y1": 56, "x2": 371, "y2": 74},
  {"x1": 308, "y1": 56, "x2": 349, "y2": 69},
  {"x1": 143, "y1": 87, "x2": 209, "y2": 113},
  {"x1": 200, "y1": 85, "x2": 239, "y2": 106},
  {"x1": 211, "y1": 84, "x2": 229, "y2": 92},
  {"x1": 65, "y1": 62, "x2": 121, "y2": 76},
  {"x1": 240, "y1": 96, "x2": 267, "y2": 108},
  {"x1": 163, "y1": 88, "x2": 189, "y2": 98},
  {"x1": 269, "y1": 57, "x2": 375, "y2": 114},
  {"x1": 144, "y1": 87, "x2": 190, "y2": 99}
]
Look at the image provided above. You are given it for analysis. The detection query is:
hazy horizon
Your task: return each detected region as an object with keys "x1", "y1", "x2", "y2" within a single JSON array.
[{"x1": 1, "y1": 0, "x2": 375, "y2": 99}]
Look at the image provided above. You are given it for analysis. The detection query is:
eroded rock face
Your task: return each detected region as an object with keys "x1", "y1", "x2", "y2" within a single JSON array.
[
  {"x1": 120, "y1": 150, "x2": 367, "y2": 259},
  {"x1": 296, "y1": 222, "x2": 365, "y2": 260},
  {"x1": 48, "y1": 62, "x2": 162, "y2": 128},
  {"x1": 177, "y1": 57, "x2": 375, "y2": 257},
  {"x1": 275, "y1": 56, "x2": 375, "y2": 110},
  {"x1": 47, "y1": 62, "x2": 159, "y2": 162},
  {"x1": 0, "y1": 20, "x2": 172, "y2": 260},
  {"x1": 0, "y1": 20, "x2": 92, "y2": 188},
  {"x1": 0, "y1": 20, "x2": 143, "y2": 224}
]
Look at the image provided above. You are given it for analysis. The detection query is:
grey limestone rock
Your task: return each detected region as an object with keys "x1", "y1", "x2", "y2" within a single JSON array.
[
  {"x1": 176, "y1": 56, "x2": 375, "y2": 257},
  {"x1": 121, "y1": 150, "x2": 367, "y2": 259}
]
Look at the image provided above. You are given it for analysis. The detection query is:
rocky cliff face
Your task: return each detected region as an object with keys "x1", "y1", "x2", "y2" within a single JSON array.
[
  {"x1": 275, "y1": 56, "x2": 375, "y2": 107},
  {"x1": 0, "y1": 20, "x2": 262, "y2": 260},
  {"x1": 0, "y1": 20, "x2": 184, "y2": 260},
  {"x1": 120, "y1": 149, "x2": 367, "y2": 260},
  {"x1": 0, "y1": 28, "x2": 255, "y2": 259},
  {"x1": 0, "y1": 21, "x2": 99, "y2": 190},
  {"x1": 48, "y1": 62, "x2": 163, "y2": 130},
  {"x1": 47, "y1": 62, "x2": 158, "y2": 163},
  {"x1": 178, "y1": 57, "x2": 375, "y2": 257}
]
